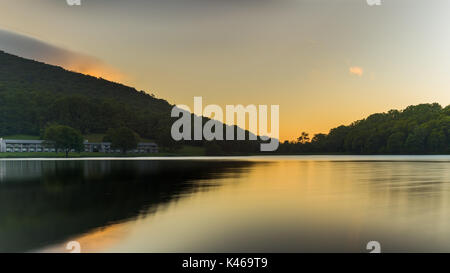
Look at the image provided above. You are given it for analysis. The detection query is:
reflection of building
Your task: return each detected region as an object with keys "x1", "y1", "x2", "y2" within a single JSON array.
[
  {"x1": 83, "y1": 142, "x2": 158, "y2": 153},
  {"x1": 0, "y1": 161, "x2": 5, "y2": 182},
  {"x1": 0, "y1": 138, "x2": 158, "y2": 153},
  {"x1": 0, "y1": 160, "x2": 44, "y2": 182}
]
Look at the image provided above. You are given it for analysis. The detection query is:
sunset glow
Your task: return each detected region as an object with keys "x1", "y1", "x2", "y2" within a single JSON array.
[{"x1": 1, "y1": 0, "x2": 449, "y2": 141}]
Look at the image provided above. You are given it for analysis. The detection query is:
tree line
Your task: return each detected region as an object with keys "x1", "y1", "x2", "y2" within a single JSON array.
[{"x1": 279, "y1": 103, "x2": 449, "y2": 154}]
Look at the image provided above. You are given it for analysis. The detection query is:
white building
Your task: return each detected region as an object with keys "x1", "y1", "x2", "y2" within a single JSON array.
[
  {"x1": 0, "y1": 139, "x2": 48, "y2": 153},
  {"x1": 0, "y1": 138, "x2": 158, "y2": 153}
]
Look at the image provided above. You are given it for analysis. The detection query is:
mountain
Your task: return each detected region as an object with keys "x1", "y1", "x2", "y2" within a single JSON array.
[
  {"x1": 0, "y1": 50, "x2": 261, "y2": 154},
  {"x1": 0, "y1": 50, "x2": 172, "y2": 139}
]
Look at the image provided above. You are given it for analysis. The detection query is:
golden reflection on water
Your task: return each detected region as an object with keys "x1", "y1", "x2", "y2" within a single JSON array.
[{"x1": 37, "y1": 157, "x2": 450, "y2": 253}]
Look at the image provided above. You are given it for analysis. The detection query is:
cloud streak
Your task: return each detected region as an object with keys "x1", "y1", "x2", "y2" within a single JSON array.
[
  {"x1": 0, "y1": 29, "x2": 123, "y2": 81},
  {"x1": 349, "y1": 66, "x2": 363, "y2": 77}
]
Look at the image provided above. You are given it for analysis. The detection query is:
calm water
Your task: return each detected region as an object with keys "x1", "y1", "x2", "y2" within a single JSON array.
[{"x1": 0, "y1": 156, "x2": 449, "y2": 253}]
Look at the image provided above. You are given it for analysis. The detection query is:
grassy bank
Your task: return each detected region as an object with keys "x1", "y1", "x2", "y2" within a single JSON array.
[{"x1": 0, "y1": 152, "x2": 169, "y2": 158}]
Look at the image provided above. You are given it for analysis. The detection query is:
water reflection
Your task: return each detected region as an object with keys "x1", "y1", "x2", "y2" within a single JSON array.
[
  {"x1": 0, "y1": 160, "x2": 256, "y2": 252},
  {"x1": 0, "y1": 156, "x2": 449, "y2": 253}
]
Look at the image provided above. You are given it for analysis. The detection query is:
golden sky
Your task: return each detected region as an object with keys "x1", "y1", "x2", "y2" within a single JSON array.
[{"x1": 0, "y1": 0, "x2": 449, "y2": 141}]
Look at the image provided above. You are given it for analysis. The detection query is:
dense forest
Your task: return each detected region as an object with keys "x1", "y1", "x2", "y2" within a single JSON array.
[
  {"x1": 0, "y1": 50, "x2": 170, "y2": 139},
  {"x1": 279, "y1": 103, "x2": 450, "y2": 154}
]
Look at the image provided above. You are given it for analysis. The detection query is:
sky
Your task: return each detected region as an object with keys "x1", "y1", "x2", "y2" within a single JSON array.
[{"x1": 0, "y1": 0, "x2": 449, "y2": 141}]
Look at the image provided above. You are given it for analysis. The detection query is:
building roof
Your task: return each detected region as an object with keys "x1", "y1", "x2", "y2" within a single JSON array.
[
  {"x1": 3, "y1": 139, "x2": 45, "y2": 144},
  {"x1": 1, "y1": 139, "x2": 157, "y2": 146},
  {"x1": 138, "y1": 142, "x2": 158, "y2": 146}
]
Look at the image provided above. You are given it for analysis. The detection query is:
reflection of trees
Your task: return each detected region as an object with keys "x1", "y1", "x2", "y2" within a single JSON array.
[{"x1": 0, "y1": 160, "x2": 254, "y2": 252}]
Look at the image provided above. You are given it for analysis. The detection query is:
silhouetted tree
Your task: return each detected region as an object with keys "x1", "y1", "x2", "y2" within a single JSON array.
[
  {"x1": 297, "y1": 132, "x2": 310, "y2": 144},
  {"x1": 104, "y1": 127, "x2": 139, "y2": 154},
  {"x1": 43, "y1": 124, "x2": 84, "y2": 157}
]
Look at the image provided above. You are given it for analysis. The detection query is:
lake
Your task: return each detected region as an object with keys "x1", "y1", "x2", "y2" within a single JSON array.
[{"x1": 0, "y1": 156, "x2": 449, "y2": 253}]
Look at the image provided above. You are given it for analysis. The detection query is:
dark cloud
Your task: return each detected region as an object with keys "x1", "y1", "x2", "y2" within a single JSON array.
[{"x1": 0, "y1": 29, "x2": 123, "y2": 81}]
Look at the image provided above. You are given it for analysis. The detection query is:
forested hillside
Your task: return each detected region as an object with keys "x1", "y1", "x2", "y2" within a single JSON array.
[
  {"x1": 279, "y1": 103, "x2": 450, "y2": 154},
  {"x1": 0, "y1": 50, "x2": 262, "y2": 154},
  {"x1": 0, "y1": 50, "x2": 172, "y2": 142}
]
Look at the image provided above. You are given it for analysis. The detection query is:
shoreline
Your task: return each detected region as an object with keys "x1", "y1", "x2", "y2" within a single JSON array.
[
  {"x1": 1, "y1": 151, "x2": 449, "y2": 159},
  {"x1": 0, "y1": 154, "x2": 449, "y2": 161}
]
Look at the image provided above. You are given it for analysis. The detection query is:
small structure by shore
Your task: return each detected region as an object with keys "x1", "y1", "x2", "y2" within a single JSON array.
[{"x1": 0, "y1": 138, "x2": 158, "y2": 153}]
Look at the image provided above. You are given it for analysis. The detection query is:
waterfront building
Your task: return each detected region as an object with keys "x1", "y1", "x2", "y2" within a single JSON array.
[{"x1": 0, "y1": 138, "x2": 158, "y2": 153}]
